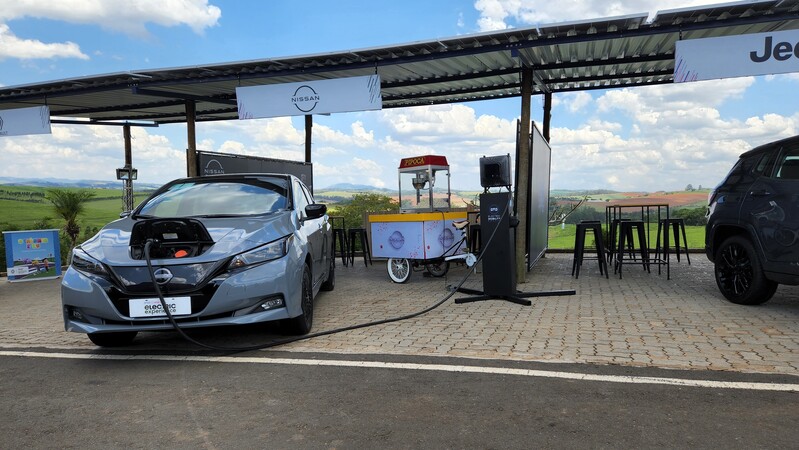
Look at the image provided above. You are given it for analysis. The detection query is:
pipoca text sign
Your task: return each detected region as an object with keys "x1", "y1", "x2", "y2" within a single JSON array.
[
  {"x1": 675, "y1": 29, "x2": 799, "y2": 82},
  {"x1": 236, "y1": 75, "x2": 382, "y2": 119}
]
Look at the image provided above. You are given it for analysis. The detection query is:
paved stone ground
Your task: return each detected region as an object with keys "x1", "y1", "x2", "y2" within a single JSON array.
[{"x1": 1, "y1": 253, "x2": 798, "y2": 375}]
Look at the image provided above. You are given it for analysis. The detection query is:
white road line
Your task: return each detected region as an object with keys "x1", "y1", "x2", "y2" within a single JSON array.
[{"x1": 2, "y1": 350, "x2": 798, "y2": 392}]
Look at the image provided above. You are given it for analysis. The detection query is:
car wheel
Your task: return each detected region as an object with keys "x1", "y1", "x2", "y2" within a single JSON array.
[
  {"x1": 387, "y1": 258, "x2": 411, "y2": 283},
  {"x1": 288, "y1": 264, "x2": 314, "y2": 334},
  {"x1": 87, "y1": 331, "x2": 138, "y2": 347},
  {"x1": 714, "y1": 235, "x2": 778, "y2": 305},
  {"x1": 425, "y1": 261, "x2": 449, "y2": 277},
  {"x1": 320, "y1": 253, "x2": 335, "y2": 291}
]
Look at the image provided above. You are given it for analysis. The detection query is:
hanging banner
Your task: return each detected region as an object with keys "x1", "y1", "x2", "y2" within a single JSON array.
[
  {"x1": 236, "y1": 75, "x2": 382, "y2": 119},
  {"x1": 3, "y1": 229, "x2": 62, "y2": 282},
  {"x1": 675, "y1": 29, "x2": 799, "y2": 83},
  {"x1": 0, "y1": 105, "x2": 51, "y2": 137}
]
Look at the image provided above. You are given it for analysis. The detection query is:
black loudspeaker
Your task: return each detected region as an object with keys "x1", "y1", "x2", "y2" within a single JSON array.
[{"x1": 479, "y1": 154, "x2": 511, "y2": 188}]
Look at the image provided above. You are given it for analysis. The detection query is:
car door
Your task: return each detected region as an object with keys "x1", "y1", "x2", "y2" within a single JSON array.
[{"x1": 745, "y1": 144, "x2": 799, "y2": 267}]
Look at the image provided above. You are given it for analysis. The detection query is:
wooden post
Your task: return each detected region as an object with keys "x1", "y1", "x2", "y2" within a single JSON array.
[
  {"x1": 516, "y1": 67, "x2": 533, "y2": 284},
  {"x1": 186, "y1": 100, "x2": 197, "y2": 177}
]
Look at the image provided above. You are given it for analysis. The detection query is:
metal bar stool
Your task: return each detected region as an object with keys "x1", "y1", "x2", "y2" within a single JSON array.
[
  {"x1": 572, "y1": 220, "x2": 609, "y2": 279},
  {"x1": 614, "y1": 220, "x2": 650, "y2": 279},
  {"x1": 655, "y1": 218, "x2": 691, "y2": 265},
  {"x1": 608, "y1": 218, "x2": 634, "y2": 265},
  {"x1": 347, "y1": 228, "x2": 372, "y2": 266},
  {"x1": 330, "y1": 216, "x2": 348, "y2": 267}
]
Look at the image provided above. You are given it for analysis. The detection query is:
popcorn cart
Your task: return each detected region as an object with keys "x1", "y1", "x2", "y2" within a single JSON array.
[{"x1": 369, "y1": 155, "x2": 472, "y2": 283}]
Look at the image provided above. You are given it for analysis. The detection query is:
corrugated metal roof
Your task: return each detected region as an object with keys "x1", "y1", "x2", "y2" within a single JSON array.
[{"x1": 1, "y1": 0, "x2": 797, "y2": 124}]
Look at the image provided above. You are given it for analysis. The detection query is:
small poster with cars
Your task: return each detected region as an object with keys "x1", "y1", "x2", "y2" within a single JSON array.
[{"x1": 3, "y1": 229, "x2": 61, "y2": 282}]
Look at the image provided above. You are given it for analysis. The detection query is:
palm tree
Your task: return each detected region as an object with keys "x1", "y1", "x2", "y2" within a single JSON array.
[{"x1": 46, "y1": 189, "x2": 95, "y2": 249}]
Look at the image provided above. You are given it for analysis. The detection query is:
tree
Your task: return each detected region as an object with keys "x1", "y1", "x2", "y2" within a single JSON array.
[
  {"x1": 46, "y1": 189, "x2": 95, "y2": 249},
  {"x1": 548, "y1": 195, "x2": 589, "y2": 225},
  {"x1": 336, "y1": 193, "x2": 398, "y2": 230},
  {"x1": 685, "y1": 184, "x2": 694, "y2": 191}
]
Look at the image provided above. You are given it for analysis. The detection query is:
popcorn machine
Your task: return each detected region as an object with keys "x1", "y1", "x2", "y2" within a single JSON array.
[{"x1": 369, "y1": 155, "x2": 470, "y2": 283}]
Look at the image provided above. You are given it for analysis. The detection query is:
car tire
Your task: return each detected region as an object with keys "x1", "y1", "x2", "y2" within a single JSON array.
[
  {"x1": 320, "y1": 253, "x2": 335, "y2": 291},
  {"x1": 288, "y1": 264, "x2": 314, "y2": 335},
  {"x1": 714, "y1": 235, "x2": 778, "y2": 305},
  {"x1": 387, "y1": 258, "x2": 411, "y2": 283},
  {"x1": 425, "y1": 261, "x2": 449, "y2": 277},
  {"x1": 87, "y1": 331, "x2": 138, "y2": 347}
]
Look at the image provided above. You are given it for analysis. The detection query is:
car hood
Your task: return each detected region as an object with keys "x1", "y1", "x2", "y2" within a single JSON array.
[{"x1": 79, "y1": 211, "x2": 296, "y2": 265}]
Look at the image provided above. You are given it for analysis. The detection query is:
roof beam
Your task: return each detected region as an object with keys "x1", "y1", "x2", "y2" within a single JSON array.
[{"x1": 131, "y1": 87, "x2": 237, "y2": 106}]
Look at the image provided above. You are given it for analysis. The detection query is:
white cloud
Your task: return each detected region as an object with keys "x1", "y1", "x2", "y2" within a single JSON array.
[
  {"x1": 0, "y1": 0, "x2": 221, "y2": 37},
  {"x1": 0, "y1": 24, "x2": 88, "y2": 60},
  {"x1": 0, "y1": 0, "x2": 220, "y2": 61},
  {"x1": 473, "y1": 0, "x2": 730, "y2": 31}
]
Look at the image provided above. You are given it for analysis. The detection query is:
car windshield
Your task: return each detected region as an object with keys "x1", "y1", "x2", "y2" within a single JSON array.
[{"x1": 137, "y1": 177, "x2": 289, "y2": 218}]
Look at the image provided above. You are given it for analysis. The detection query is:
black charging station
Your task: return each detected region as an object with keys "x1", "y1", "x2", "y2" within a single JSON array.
[{"x1": 454, "y1": 157, "x2": 575, "y2": 306}]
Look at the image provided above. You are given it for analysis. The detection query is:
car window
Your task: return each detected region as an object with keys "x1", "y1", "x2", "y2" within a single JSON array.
[
  {"x1": 293, "y1": 180, "x2": 310, "y2": 215},
  {"x1": 754, "y1": 149, "x2": 777, "y2": 177},
  {"x1": 775, "y1": 145, "x2": 799, "y2": 180},
  {"x1": 723, "y1": 154, "x2": 759, "y2": 185},
  {"x1": 137, "y1": 178, "x2": 288, "y2": 217}
]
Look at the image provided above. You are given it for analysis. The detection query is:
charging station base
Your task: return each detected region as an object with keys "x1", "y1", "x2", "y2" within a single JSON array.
[{"x1": 453, "y1": 286, "x2": 576, "y2": 306}]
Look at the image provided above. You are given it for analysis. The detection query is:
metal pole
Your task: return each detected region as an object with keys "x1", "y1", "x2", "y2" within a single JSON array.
[
  {"x1": 122, "y1": 124, "x2": 134, "y2": 212},
  {"x1": 305, "y1": 115, "x2": 312, "y2": 163},
  {"x1": 543, "y1": 93, "x2": 552, "y2": 142},
  {"x1": 516, "y1": 67, "x2": 533, "y2": 284}
]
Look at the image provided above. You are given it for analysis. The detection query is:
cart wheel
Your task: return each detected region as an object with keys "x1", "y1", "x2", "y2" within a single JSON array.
[
  {"x1": 387, "y1": 258, "x2": 411, "y2": 283},
  {"x1": 425, "y1": 261, "x2": 449, "y2": 277}
]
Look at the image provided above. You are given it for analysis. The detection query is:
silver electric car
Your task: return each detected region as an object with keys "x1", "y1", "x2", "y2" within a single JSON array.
[{"x1": 61, "y1": 173, "x2": 334, "y2": 347}]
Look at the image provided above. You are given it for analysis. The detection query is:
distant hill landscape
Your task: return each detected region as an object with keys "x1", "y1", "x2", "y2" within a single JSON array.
[{"x1": 0, "y1": 176, "x2": 710, "y2": 209}]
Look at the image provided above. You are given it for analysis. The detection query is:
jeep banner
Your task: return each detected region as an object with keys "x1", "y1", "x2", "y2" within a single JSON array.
[
  {"x1": 0, "y1": 105, "x2": 51, "y2": 137},
  {"x1": 236, "y1": 75, "x2": 382, "y2": 119},
  {"x1": 675, "y1": 29, "x2": 799, "y2": 83}
]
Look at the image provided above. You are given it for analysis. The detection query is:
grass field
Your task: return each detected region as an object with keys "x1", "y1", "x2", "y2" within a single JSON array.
[
  {"x1": 1, "y1": 185, "x2": 706, "y2": 252},
  {"x1": 1, "y1": 186, "x2": 152, "y2": 231}
]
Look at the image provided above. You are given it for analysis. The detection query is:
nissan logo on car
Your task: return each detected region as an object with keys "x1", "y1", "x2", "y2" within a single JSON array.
[{"x1": 153, "y1": 268, "x2": 174, "y2": 285}]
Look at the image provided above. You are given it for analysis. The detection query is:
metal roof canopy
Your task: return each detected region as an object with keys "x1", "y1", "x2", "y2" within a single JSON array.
[{"x1": 1, "y1": 1, "x2": 798, "y2": 124}]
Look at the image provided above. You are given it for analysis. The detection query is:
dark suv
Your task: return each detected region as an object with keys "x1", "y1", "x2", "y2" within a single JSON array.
[{"x1": 706, "y1": 135, "x2": 799, "y2": 305}]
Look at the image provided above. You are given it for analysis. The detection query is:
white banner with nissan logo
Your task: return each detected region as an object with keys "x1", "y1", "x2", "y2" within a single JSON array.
[
  {"x1": 675, "y1": 29, "x2": 799, "y2": 83},
  {"x1": 236, "y1": 74, "x2": 382, "y2": 119},
  {"x1": 0, "y1": 105, "x2": 51, "y2": 137}
]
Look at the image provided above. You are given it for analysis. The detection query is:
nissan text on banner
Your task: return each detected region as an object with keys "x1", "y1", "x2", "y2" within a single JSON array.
[
  {"x1": 236, "y1": 75, "x2": 382, "y2": 119},
  {"x1": 675, "y1": 29, "x2": 799, "y2": 83},
  {"x1": 0, "y1": 106, "x2": 51, "y2": 137}
]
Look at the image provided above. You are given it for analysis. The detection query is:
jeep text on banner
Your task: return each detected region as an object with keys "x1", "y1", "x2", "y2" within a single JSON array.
[
  {"x1": 675, "y1": 30, "x2": 799, "y2": 83},
  {"x1": 236, "y1": 75, "x2": 382, "y2": 119},
  {"x1": 0, "y1": 106, "x2": 51, "y2": 137}
]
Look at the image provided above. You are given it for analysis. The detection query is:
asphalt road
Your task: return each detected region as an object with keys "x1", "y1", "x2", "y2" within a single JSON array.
[{"x1": 2, "y1": 351, "x2": 797, "y2": 449}]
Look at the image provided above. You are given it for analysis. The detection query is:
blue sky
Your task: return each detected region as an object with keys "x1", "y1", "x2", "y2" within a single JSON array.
[{"x1": 1, "y1": 0, "x2": 798, "y2": 193}]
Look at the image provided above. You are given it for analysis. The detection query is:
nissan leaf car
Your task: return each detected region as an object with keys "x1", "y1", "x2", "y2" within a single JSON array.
[{"x1": 61, "y1": 173, "x2": 334, "y2": 347}]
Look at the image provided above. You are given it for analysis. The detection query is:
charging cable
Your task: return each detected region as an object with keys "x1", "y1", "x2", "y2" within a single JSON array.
[{"x1": 143, "y1": 197, "x2": 510, "y2": 354}]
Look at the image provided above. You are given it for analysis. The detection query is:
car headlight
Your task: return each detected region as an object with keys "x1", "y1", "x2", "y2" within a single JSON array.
[
  {"x1": 228, "y1": 235, "x2": 293, "y2": 270},
  {"x1": 71, "y1": 247, "x2": 109, "y2": 277}
]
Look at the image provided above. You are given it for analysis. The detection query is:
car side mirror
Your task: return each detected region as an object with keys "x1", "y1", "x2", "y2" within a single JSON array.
[{"x1": 304, "y1": 203, "x2": 327, "y2": 221}]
